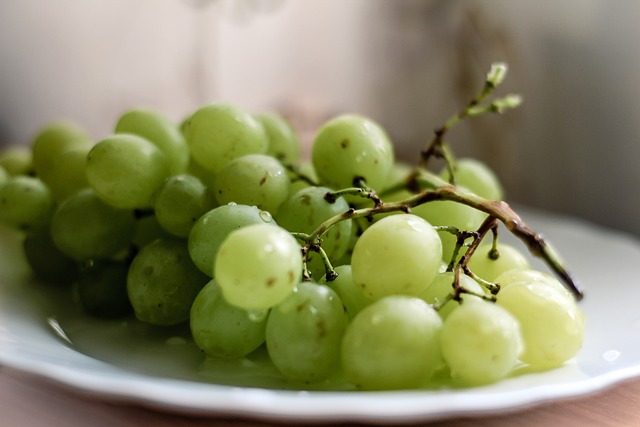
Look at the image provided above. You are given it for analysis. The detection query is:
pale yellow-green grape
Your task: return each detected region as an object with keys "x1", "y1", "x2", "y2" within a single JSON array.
[
  {"x1": 266, "y1": 282, "x2": 348, "y2": 382},
  {"x1": 413, "y1": 199, "x2": 487, "y2": 263},
  {"x1": 440, "y1": 157, "x2": 504, "y2": 200},
  {"x1": 341, "y1": 296, "x2": 442, "y2": 390},
  {"x1": 188, "y1": 204, "x2": 275, "y2": 277},
  {"x1": 86, "y1": 134, "x2": 170, "y2": 209},
  {"x1": 127, "y1": 238, "x2": 209, "y2": 326},
  {"x1": 467, "y1": 242, "x2": 530, "y2": 283},
  {"x1": 351, "y1": 214, "x2": 442, "y2": 300},
  {"x1": 0, "y1": 176, "x2": 54, "y2": 231},
  {"x1": 0, "y1": 146, "x2": 33, "y2": 176},
  {"x1": 190, "y1": 280, "x2": 267, "y2": 359},
  {"x1": 440, "y1": 300, "x2": 522, "y2": 385},
  {"x1": 496, "y1": 281, "x2": 584, "y2": 370},
  {"x1": 275, "y1": 186, "x2": 352, "y2": 280},
  {"x1": 419, "y1": 271, "x2": 487, "y2": 319},
  {"x1": 311, "y1": 114, "x2": 394, "y2": 194},
  {"x1": 215, "y1": 223, "x2": 302, "y2": 311},
  {"x1": 50, "y1": 189, "x2": 135, "y2": 261},
  {"x1": 214, "y1": 154, "x2": 290, "y2": 214},
  {"x1": 320, "y1": 265, "x2": 373, "y2": 320},
  {"x1": 115, "y1": 108, "x2": 190, "y2": 175},
  {"x1": 22, "y1": 230, "x2": 79, "y2": 285},
  {"x1": 77, "y1": 261, "x2": 132, "y2": 318},
  {"x1": 41, "y1": 146, "x2": 90, "y2": 202},
  {"x1": 185, "y1": 103, "x2": 268, "y2": 174},
  {"x1": 154, "y1": 174, "x2": 217, "y2": 238},
  {"x1": 256, "y1": 112, "x2": 300, "y2": 164},
  {"x1": 494, "y1": 268, "x2": 572, "y2": 297}
]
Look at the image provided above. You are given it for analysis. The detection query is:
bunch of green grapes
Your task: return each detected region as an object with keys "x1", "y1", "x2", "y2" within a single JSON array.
[{"x1": 0, "y1": 63, "x2": 585, "y2": 390}]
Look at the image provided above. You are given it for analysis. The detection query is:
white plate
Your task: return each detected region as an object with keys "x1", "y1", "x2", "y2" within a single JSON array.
[{"x1": 1, "y1": 207, "x2": 640, "y2": 424}]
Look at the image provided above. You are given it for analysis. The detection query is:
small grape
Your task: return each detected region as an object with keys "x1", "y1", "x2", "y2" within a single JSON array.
[
  {"x1": 214, "y1": 154, "x2": 290, "y2": 214},
  {"x1": 467, "y1": 242, "x2": 530, "y2": 283},
  {"x1": 351, "y1": 214, "x2": 442, "y2": 300},
  {"x1": 320, "y1": 265, "x2": 372, "y2": 319},
  {"x1": 0, "y1": 146, "x2": 33, "y2": 176},
  {"x1": 86, "y1": 133, "x2": 170, "y2": 209},
  {"x1": 185, "y1": 103, "x2": 268, "y2": 174},
  {"x1": 31, "y1": 122, "x2": 91, "y2": 179},
  {"x1": 440, "y1": 158, "x2": 504, "y2": 200},
  {"x1": 0, "y1": 176, "x2": 54, "y2": 231},
  {"x1": 190, "y1": 280, "x2": 267, "y2": 359},
  {"x1": 312, "y1": 114, "x2": 394, "y2": 193},
  {"x1": 256, "y1": 112, "x2": 300, "y2": 164},
  {"x1": 127, "y1": 238, "x2": 209, "y2": 326},
  {"x1": 440, "y1": 300, "x2": 522, "y2": 385},
  {"x1": 341, "y1": 296, "x2": 442, "y2": 390},
  {"x1": 188, "y1": 204, "x2": 275, "y2": 277},
  {"x1": 266, "y1": 282, "x2": 348, "y2": 382},
  {"x1": 214, "y1": 223, "x2": 302, "y2": 311}
]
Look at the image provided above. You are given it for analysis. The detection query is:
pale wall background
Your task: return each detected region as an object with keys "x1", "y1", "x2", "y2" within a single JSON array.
[{"x1": 1, "y1": 0, "x2": 639, "y2": 237}]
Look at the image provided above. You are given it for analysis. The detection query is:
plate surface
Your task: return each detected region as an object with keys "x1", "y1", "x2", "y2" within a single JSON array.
[{"x1": 1, "y1": 207, "x2": 640, "y2": 424}]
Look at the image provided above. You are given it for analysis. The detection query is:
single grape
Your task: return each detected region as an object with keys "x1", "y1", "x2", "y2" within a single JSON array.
[
  {"x1": 40, "y1": 146, "x2": 90, "y2": 202},
  {"x1": 154, "y1": 174, "x2": 217, "y2": 238},
  {"x1": 188, "y1": 204, "x2": 275, "y2": 277},
  {"x1": 275, "y1": 186, "x2": 352, "y2": 280},
  {"x1": 190, "y1": 279, "x2": 267, "y2": 359},
  {"x1": 0, "y1": 146, "x2": 33, "y2": 176},
  {"x1": 77, "y1": 261, "x2": 132, "y2": 318},
  {"x1": 311, "y1": 114, "x2": 394, "y2": 193},
  {"x1": 419, "y1": 271, "x2": 487, "y2": 319},
  {"x1": 496, "y1": 281, "x2": 584, "y2": 370},
  {"x1": 0, "y1": 176, "x2": 54, "y2": 231},
  {"x1": 185, "y1": 103, "x2": 268, "y2": 174},
  {"x1": 413, "y1": 198, "x2": 487, "y2": 263},
  {"x1": 256, "y1": 112, "x2": 300, "y2": 164},
  {"x1": 266, "y1": 282, "x2": 348, "y2": 382},
  {"x1": 440, "y1": 158, "x2": 504, "y2": 200},
  {"x1": 23, "y1": 230, "x2": 79, "y2": 285},
  {"x1": 341, "y1": 296, "x2": 442, "y2": 390},
  {"x1": 214, "y1": 154, "x2": 290, "y2": 214},
  {"x1": 50, "y1": 189, "x2": 135, "y2": 261},
  {"x1": 467, "y1": 242, "x2": 530, "y2": 283},
  {"x1": 127, "y1": 238, "x2": 209, "y2": 326},
  {"x1": 351, "y1": 214, "x2": 442, "y2": 300},
  {"x1": 320, "y1": 264, "x2": 372, "y2": 319},
  {"x1": 86, "y1": 133, "x2": 170, "y2": 209},
  {"x1": 115, "y1": 108, "x2": 190, "y2": 175},
  {"x1": 214, "y1": 223, "x2": 302, "y2": 311},
  {"x1": 440, "y1": 300, "x2": 522, "y2": 385}
]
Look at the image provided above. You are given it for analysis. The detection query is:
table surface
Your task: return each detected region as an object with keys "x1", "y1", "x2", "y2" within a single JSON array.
[{"x1": 2, "y1": 367, "x2": 640, "y2": 427}]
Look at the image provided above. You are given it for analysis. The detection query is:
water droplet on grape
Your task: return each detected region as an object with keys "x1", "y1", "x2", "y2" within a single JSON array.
[
  {"x1": 247, "y1": 309, "x2": 268, "y2": 322},
  {"x1": 227, "y1": 202, "x2": 237, "y2": 207},
  {"x1": 259, "y1": 210, "x2": 272, "y2": 223}
]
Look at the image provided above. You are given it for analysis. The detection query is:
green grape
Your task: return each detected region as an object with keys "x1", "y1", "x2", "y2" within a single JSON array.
[
  {"x1": 77, "y1": 261, "x2": 132, "y2": 318},
  {"x1": 467, "y1": 242, "x2": 530, "y2": 283},
  {"x1": 115, "y1": 108, "x2": 190, "y2": 175},
  {"x1": 311, "y1": 114, "x2": 394, "y2": 193},
  {"x1": 214, "y1": 154, "x2": 290, "y2": 214},
  {"x1": 320, "y1": 264, "x2": 372, "y2": 319},
  {"x1": 132, "y1": 214, "x2": 171, "y2": 249},
  {"x1": 341, "y1": 296, "x2": 442, "y2": 390},
  {"x1": 0, "y1": 176, "x2": 54, "y2": 231},
  {"x1": 23, "y1": 230, "x2": 79, "y2": 285},
  {"x1": 31, "y1": 122, "x2": 92, "y2": 198},
  {"x1": 188, "y1": 204, "x2": 274, "y2": 277},
  {"x1": 440, "y1": 158, "x2": 504, "y2": 200},
  {"x1": 496, "y1": 281, "x2": 584, "y2": 370},
  {"x1": 440, "y1": 299, "x2": 522, "y2": 385},
  {"x1": 86, "y1": 134, "x2": 170, "y2": 209},
  {"x1": 419, "y1": 271, "x2": 487, "y2": 319},
  {"x1": 275, "y1": 186, "x2": 352, "y2": 280},
  {"x1": 50, "y1": 189, "x2": 135, "y2": 261},
  {"x1": 266, "y1": 281, "x2": 348, "y2": 382},
  {"x1": 214, "y1": 223, "x2": 302, "y2": 311},
  {"x1": 185, "y1": 103, "x2": 268, "y2": 174},
  {"x1": 154, "y1": 174, "x2": 217, "y2": 237},
  {"x1": 413, "y1": 198, "x2": 487, "y2": 263},
  {"x1": 127, "y1": 238, "x2": 208, "y2": 326},
  {"x1": 0, "y1": 146, "x2": 33, "y2": 176},
  {"x1": 351, "y1": 214, "x2": 442, "y2": 300},
  {"x1": 494, "y1": 268, "x2": 572, "y2": 297},
  {"x1": 0, "y1": 165, "x2": 8, "y2": 186},
  {"x1": 256, "y1": 112, "x2": 300, "y2": 164},
  {"x1": 190, "y1": 279, "x2": 267, "y2": 359}
]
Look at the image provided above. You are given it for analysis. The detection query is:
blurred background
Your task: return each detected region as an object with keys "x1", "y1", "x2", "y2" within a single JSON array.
[{"x1": 1, "y1": 0, "x2": 639, "y2": 237}]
